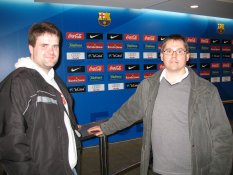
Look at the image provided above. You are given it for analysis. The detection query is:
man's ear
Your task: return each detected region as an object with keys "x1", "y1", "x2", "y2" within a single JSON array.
[
  {"x1": 186, "y1": 53, "x2": 190, "y2": 62},
  {"x1": 160, "y1": 53, "x2": 164, "y2": 62},
  {"x1": 29, "y1": 45, "x2": 33, "y2": 55}
]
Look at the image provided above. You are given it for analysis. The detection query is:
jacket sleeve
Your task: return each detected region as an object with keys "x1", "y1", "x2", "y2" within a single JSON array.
[
  {"x1": 0, "y1": 76, "x2": 31, "y2": 162},
  {"x1": 101, "y1": 79, "x2": 149, "y2": 135},
  {"x1": 208, "y1": 87, "x2": 233, "y2": 175}
]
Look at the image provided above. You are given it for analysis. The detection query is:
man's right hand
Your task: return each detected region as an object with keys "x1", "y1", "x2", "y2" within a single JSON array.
[{"x1": 87, "y1": 126, "x2": 103, "y2": 136}]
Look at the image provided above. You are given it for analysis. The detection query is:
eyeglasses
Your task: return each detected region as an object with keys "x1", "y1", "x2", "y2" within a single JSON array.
[{"x1": 163, "y1": 48, "x2": 187, "y2": 55}]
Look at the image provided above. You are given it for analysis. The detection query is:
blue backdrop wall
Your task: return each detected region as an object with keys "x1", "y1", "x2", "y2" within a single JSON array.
[{"x1": 0, "y1": 0, "x2": 233, "y2": 146}]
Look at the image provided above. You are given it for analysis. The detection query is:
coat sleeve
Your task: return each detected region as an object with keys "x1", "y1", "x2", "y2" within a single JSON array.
[
  {"x1": 101, "y1": 79, "x2": 149, "y2": 135},
  {"x1": 208, "y1": 87, "x2": 233, "y2": 175},
  {"x1": 0, "y1": 76, "x2": 31, "y2": 162}
]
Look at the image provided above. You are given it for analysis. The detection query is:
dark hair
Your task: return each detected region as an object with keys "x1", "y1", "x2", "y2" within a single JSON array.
[
  {"x1": 28, "y1": 21, "x2": 61, "y2": 47},
  {"x1": 161, "y1": 34, "x2": 189, "y2": 53}
]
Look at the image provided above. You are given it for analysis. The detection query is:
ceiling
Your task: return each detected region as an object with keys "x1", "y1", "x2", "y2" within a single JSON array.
[{"x1": 36, "y1": 0, "x2": 233, "y2": 19}]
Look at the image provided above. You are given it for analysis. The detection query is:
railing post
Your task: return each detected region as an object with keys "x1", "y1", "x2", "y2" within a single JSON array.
[{"x1": 99, "y1": 135, "x2": 108, "y2": 175}]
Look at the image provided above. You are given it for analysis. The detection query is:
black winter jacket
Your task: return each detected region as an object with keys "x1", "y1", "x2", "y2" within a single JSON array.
[{"x1": 0, "y1": 68, "x2": 81, "y2": 175}]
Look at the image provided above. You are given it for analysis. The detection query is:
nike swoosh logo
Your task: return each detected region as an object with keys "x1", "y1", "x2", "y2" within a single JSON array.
[
  {"x1": 71, "y1": 67, "x2": 81, "y2": 72},
  {"x1": 160, "y1": 37, "x2": 166, "y2": 41},
  {"x1": 128, "y1": 66, "x2": 136, "y2": 70},
  {"x1": 201, "y1": 64, "x2": 207, "y2": 68},
  {"x1": 212, "y1": 40, "x2": 218, "y2": 43},
  {"x1": 223, "y1": 41, "x2": 229, "y2": 44},
  {"x1": 188, "y1": 65, "x2": 194, "y2": 68},
  {"x1": 90, "y1": 34, "x2": 99, "y2": 39},
  {"x1": 146, "y1": 65, "x2": 154, "y2": 69},
  {"x1": 110, "y1": 35, "x2": 119, "y2": 39}
]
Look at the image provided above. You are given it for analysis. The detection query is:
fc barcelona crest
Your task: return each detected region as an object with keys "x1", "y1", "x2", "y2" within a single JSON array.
[
  {"x1": 98, "y1": 12, "x2": 111, "y2": 27},
  {"x1": 217, "y1": 23, "x2": 224, "y2": 34}
]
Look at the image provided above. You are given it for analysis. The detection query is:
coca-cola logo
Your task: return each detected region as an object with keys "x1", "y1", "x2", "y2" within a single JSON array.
[
  {"x1": 186, "y1": 37, "x2": 197, "y2": 43},
  {"x1": 87, "y1": 65, "x2": 104, "y2": 72},
  {"x1": 124, "y1": 34, "x2": 139, "y2": 41},
  {"x1": 200, "y1": 38, "x2": 210, "y2": 44},
  {"x1": 143, "y1": 35, "x2": 156, "y2": 42},
  {"x1": 66, "y1": 32, "x2": 84, "y2": 40},
  {"x1": 108, "y1": 64, "x2": 124, "y2": 72}
]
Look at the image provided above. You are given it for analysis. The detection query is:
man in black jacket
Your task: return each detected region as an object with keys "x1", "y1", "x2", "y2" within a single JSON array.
[{"x1": 0, "y1": 21, "x2": 81, "y2": 175}]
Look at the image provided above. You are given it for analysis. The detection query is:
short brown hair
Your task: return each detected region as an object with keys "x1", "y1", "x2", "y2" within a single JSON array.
[
  {"x1": 161, "y1": 34, "x2": 189, "y2": 53},
  {"x1": 28, "y1": 21, "x2": 61, "y2": 47}
]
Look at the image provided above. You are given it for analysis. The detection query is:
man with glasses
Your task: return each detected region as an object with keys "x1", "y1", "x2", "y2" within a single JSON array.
[{"x1": 88, "y1": 34, "x2": 233, "y2": 175}]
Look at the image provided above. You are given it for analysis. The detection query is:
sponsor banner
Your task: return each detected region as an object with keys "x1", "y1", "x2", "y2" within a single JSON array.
[
  {"x1": 158, "y1": 64, "x2": 165, "y2": 70},
  {"x1": 86, "y1": 33, "x2": 103, "y2": 40},
  {"x1": 67, "y1": 52, "x2": 85, "y2": 60},
  {"x1": 200, "y1": 38, "x2": 210, "y2": 44},
  {"x1": 158, "y1": 44, "x2": 162, "y2": 50},
  {"x1": 108, "y1": 74, "x2": 124, "y2": 80},
  {"x1": 67, "y1": 66, "x2": 85, "y2": 73},
  {"x1": 200, "y1": 70, "x2": 210, "y2": 76},
  {"x1": 211, "y1": 77, "x2": 220, "y2": 83},
  {"x1": 222, "y1": 46, "x2": 231, "y2": 52},
  {"x1": 108, "y1": 83, "x2": 124, "y2": 90},
  {"x1": 125, "y1": 82, "x2": 140, "y2": 89},
  {"x1": 88, "y1": 84, "x2": 105, "y2": 92},
  {"x1": 200, "y1": 52, "x2": 211, "y2": 59},
  {"x1": 188, "y1": 45, "x2": 197, "y2": 51},
  {"x1": 88, "y1": 75, "x2": 104, "y2": 81},
  {"x1": 186, "y1": 37, "x2": 197, "y2": 43},
  {"x1": 189, "y1": 53, "x2": 197, "y2": 59},
  {"x1": 108, "y1": 52, "x2": 123, "y2": 59},
  {"x1": 66, "y1": 32, "x2": 84, "y2": 40},
  {"x1": 222, "y1": 53, "x2": 231, "y2": 59},
  {"x1": 107, "y1": 42, "x2": 123, "y2": 49},
  {"x1": 158, "y1": 36, "x2": 167, "y2": 42},
  {"x1": 200, "y1": 46, "x2": 210, "y2": 51},
  {"x1": 125, "y1": 43, "x2": 139, "y2": 49},
  {"x1": 125, "y1": 52, "x2": 140, "y2": 59},
  {"x1": 222, "y1": 76, "x2": 231, "y2": 82},
  {"x1": 143, "y1": 52, "x2": 157, "y2": 59},
  {"x1": 144, "y1": 44, "x2": 156, "y2": 50},
  {"x1": 144, "y1": 72, "x2": 155, "y2": 78},
  {"x1": 200, "y1": 63, "x2": 210, "y2": 69},
  {"x1": 187, "y1": 63, "x2": 197, "y2": 69},
  {"x1": 87, "y1": 65, "x2": 104, "y2": 72},
  {"x1": 210, "y1": 46, "x2": 220, "y2": 52},
  {"x1": 143, "y1": 35, "x2": 156, "y2": 42},
  {"x1": 67, "y1": 43, "x2": 83, "y2": 49},
  {"x1": 232, "y1": 53, "x2": 233, "y2": 58},
  {"x1": 211, "y1": 53, "x2": 221, "y2": 59},
  {"x1": 107, "y1": 34, "x2": 123, "y2": 40},
  {"x1": 222, "y1": 39, "x2": 231, "y2": 44},
  {"x1": 211, "y1": 39, "x2": 220, "y2": 44},
  {"x1": 124, "y1": 34, "x2": 139, "y2": 41},
  {"x1": 67, "y1": 76, "x2": 86, "y2": 83},
  {"x1": 222, "y1": 62, "x2": 231, "y2": 68},
  {"x1": 86, "y1": 42, "x2": 104, "y2": 50},
  {"x1": 211, "y1": 63, "x2": 221, "y2": 68},
  {"x1": 222, "y1": 69, "x2": 231, "y2": 75},
  {"x1": 125, "y1": 73, "x2": 140, "y2": 80},
  {"x1": 87, "y1": 52, "x2": 104, "y2": 59},
  {"x1": 68, "y1": 86, "x2": 86, "y2": 93},
  {"x1": 125, "y1": 64, "x2": 140, "y2": 71},
  {"x1": 144, "y1": 64, "x2": 157, "y2": 70},
  {"x1": 211, "y1": 70, "x2": 220, "y2": 75},
  {"x1": 108, "y1": 64, "x2": 124, "y2": 72}
]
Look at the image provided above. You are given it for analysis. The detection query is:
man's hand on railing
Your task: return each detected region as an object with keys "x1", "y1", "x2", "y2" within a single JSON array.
[{"x1": 87, "y1": 126, "x2": 103, "y2": 137}]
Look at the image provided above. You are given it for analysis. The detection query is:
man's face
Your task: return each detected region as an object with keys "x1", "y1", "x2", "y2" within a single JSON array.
[
  {"x1": 29, "y1": 32, "x2": 59, "y2": 73},
  {"x1": 160, "y1": 39, "x2": 189, "y2": 73}
]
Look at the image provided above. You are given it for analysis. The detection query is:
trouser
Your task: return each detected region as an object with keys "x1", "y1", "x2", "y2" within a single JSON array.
[{"x1": 72, "y1": 168, "x2": 78, "y2": 175}]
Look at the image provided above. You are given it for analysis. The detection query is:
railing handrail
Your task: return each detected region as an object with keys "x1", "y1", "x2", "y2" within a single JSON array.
[{"x1": 222, "y1": 100, "x2": 233, "y2": 104}]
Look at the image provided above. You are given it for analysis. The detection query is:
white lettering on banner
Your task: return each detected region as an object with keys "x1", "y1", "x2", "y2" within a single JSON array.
[
  {"x1": 108, "y1": 83, "x2": 124, "y2": 90},
  {"x1": 88, "y1": 84, "x2": 105, "y2": 92},
  {"x1": 66, "y1": 32, "x2": 84, "y2": 40},
  {"x1": 67, "y1": 52, "x2": 85, "y2": 60}
]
